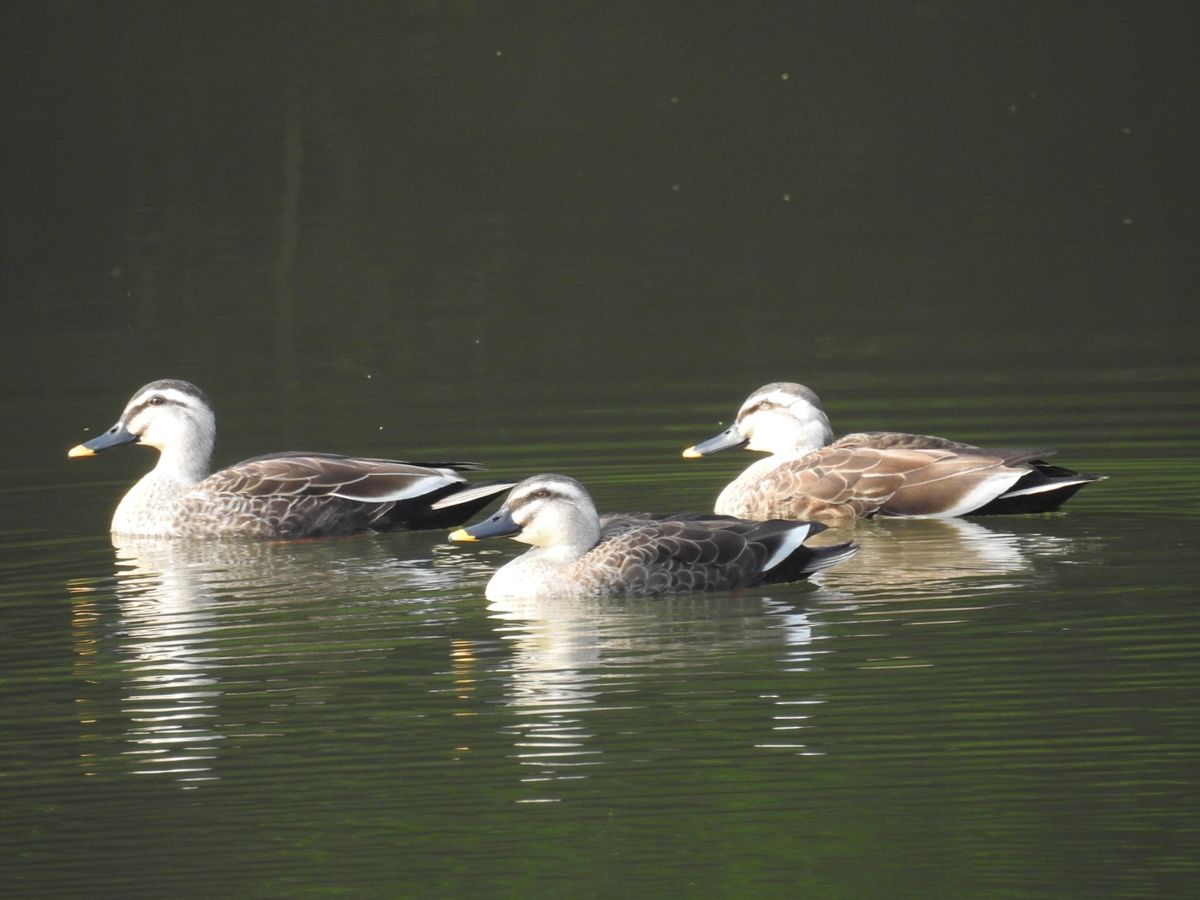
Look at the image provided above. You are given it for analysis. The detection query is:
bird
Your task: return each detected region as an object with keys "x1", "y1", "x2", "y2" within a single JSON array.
[
  {"x1": 682, "y1": 381, "x2": 1101, "y2": 522},
  {"x1": 67, "y1": 378, "x2": 515, "y2": 539},
  {"x1": 447, "y1": 473, "x2": 857, "y2": 600}
]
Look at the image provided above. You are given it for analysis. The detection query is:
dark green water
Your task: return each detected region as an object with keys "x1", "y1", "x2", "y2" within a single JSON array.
[{"x1": 2, "y1": 3, "x2": 1198, "y2": 896}]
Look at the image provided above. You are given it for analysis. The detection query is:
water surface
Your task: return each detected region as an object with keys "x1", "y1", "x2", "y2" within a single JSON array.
[{"x1": 2, "y1": 2, "x2": 1198, "y2": 896}]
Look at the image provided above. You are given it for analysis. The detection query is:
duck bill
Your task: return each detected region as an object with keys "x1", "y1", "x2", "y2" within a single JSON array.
[
  {"x1": 682, "y1": 424, "x2": 748, "y2": 458},
  {"x1": 67, "y1": 421, "x2": 138, "y2": 458},
  {"x1": 449, "y1": 507, "x2": 521, "y2": 542}
]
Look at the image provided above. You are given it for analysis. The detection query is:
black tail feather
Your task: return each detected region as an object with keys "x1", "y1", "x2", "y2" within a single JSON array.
[
  {"x1": 381, "y1": 480, "x2": 515, "y2": 530},
  {"x1": 972, "y1": 461, "x2": 1103, "y2": 515},
  {"x1": 761, "y1": 540, "x2": 858, "y2": 584}
]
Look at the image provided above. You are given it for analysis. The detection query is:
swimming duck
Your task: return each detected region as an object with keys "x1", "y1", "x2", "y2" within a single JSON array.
[
  {"x1": 682, "y1": 382, "x2": 1101, "y2": 522},
  {"x1": 448, "y1": 473, "x2": 858, "y2": 600},
  {"x1": 68, "y1": 379, "x2": 515, "y2": 539}
]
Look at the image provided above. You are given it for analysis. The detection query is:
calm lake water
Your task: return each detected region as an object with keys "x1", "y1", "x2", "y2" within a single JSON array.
[{"x1": 3, "y1": 3, "x2": 1199, "y2": 897}]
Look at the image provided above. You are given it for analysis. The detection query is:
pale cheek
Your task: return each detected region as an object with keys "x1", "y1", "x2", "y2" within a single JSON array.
[
  {"x1": 137, "y1": 420, "x2": 175, "y2": 451},
  {"x1": 741, "y1": 422, "x2": 768, "y2": 450},
  {"x1": 745, "y1": 423, "x2": 784, "y2": 453},
  {"x1": 511, "y1": 517, "x2": 538, "y2": 545}
]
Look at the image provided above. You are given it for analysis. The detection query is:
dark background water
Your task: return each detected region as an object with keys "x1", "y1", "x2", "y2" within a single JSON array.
[{"x1": 2, "y1": 2, "x2": 1198, "y2": 896}]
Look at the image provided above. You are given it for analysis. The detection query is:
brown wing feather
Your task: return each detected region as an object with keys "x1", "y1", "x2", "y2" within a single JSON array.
[
  {"x1": 574, "y1": 520, "x2": 764, "y2": 596},
  {"x1": 834, "y1": 431, "x2": 980, "y2": 451},
  {"x1": 734, "y1": 447, "x2": 904, "y2": 520},
  {"x1": 168, "y1": 455, "x2": 469, "y2": 538},
  {"x1": 210, "y1": 455, "x2": 459, "y2": 501},
  {"x1": 734, "y1": 446, "x2": 1034, "y2": 521}
]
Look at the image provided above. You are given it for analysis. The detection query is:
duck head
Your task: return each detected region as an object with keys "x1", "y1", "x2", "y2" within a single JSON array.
[
  {"x1": 683, "y1": 382, "x2": 834, "y2": 458},
  {"x1": 68, "y1": 379, "x2": 216, "y2": 479},
  {"x1": 450, "y1": 474, "x2": 601, "y2": 550}
]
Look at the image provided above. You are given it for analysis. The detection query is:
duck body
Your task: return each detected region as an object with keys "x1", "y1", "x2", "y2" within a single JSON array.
[
  {"x1": 686, "y1": 382, "x2": 1101, "y2": 523},
  {"x1": 450, "y1": 474, "x2": 857, "y2": 600},
  {"x1": 69, "y1": 379, "x2": 513, "y2": 539},
  {"x1": 111, "y1": 451, "x2": 502, "y2": 539}
]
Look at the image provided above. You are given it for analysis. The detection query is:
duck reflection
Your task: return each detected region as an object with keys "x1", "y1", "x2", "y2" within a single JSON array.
[
  {"x1": 471, "y1": 516, "x2": 1083, "y2": 789},
  {"x1": 70, "y1": 534, "x2": 466, "y2": 785},
  {"x1": 71, "y1": 539, "x2": 253, "y2": 784},
  {"x1": 811, "y1": 516, "x2": 1075, "y2": 601},
  {"x1": 106, "y1": 538, "x2": 230, "y2": 783},
  {"x1": 482, "y1": 588, "x2": 833, "y2": 795}
]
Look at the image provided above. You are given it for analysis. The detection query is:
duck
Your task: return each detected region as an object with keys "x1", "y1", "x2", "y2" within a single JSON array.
[
  {"x1": 682, "y1": 382, "x2": 1102, "y2": 522},
  {"x1": 447, "y1": 473, "x2": 858, "y2": 600},
  {"x1": 67, "y1": 379, "x2": 515, "y2": 539}
]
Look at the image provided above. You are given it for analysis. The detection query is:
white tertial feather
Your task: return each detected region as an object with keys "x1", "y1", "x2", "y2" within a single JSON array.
[
  {"x1": 760, "y1": 522, "x2": 814, "y2": 572},
  {"x1": 997, "y1": 476, "x2": 1092, "y2": 499},
  {"x1": 331, "y1": 473, "x2": 459, "y2": 503},
  {"x1": 432, "y1": 481, "x2": 513, "y2": 509}
]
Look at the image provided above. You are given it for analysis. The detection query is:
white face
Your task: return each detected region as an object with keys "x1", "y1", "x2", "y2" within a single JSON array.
[
  {"x1": 736, "y1": 384, "x2": 833, "y2": 454},
  {"x1": 505, "y1": 477, "x2": 598, "y2": 547},
  {"x1": 121, "y1": 385, "x2": 214, "y2": 453}
]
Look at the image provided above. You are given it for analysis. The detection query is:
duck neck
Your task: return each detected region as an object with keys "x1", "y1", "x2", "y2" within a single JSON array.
[
  {"x1": 485, "y1": 543, "x2": 580, "y2": 601},
  {"x1": 487, "y1": 519, "x2": 600, "y2": 600},
  {"x1": 556, "y1": 513, "x2": 601, "y2": 558},
  {"x1": 715, "y1": 455, "x2": 785, "y2": 517},
  {"x1": 153, "y1": 431, "x2": 213, "y2": 485},
  {"x1": 110, "y1": 439, "x2": 212, "y2": 536},
  {"x1": 788, "y1": 413, "x2": 834, "y2": 455},
  {"x1": 530, "y1": 541, "x2": 593, "y2": 567}
]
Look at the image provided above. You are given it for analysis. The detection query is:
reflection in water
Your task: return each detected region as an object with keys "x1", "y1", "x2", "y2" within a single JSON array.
[
  {"x1": 71, "y1": 539, "x2": 244, "y2": 785},
  {"x1": 484, "y1": 590, "x2": 833, "y2": 798},
  {"x1": 62, "y1": 515, "x2": 1095, "y2": 800},
  {"x1": 69, "y1": 535, "x2": 473, "y2": 787},
  {"x1": 789, "y1": 517, "x2": 1084, "y2": 678},
  {"x1": 815, "y1": 517, "x2": 1077, "y2": 601},
  {"x1": 487, "y1": 597, "x2": 611, "y2": 800},
  {"x1": 477, "y1": 517, "x2": 1091, "y2": 791},
  {"x1": 107, "y1": 540, "x2": 226, "y2": 783}
]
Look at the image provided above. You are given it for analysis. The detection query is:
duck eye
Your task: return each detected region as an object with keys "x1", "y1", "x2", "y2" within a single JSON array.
[
  {"x1": 532, "y1": 489, "x2": 551, "y2": 500},
  {"x1": 148, "y1": 395, "x2": 165, "y2": 406}
]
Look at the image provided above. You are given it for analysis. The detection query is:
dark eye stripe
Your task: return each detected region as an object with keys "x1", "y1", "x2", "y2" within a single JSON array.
[
  {"x1": 126, "y1": 396, "x2": 186, "y2": 421},
  {"x1": 508, "y1": 488, "x2": 564, "y2": 512},
  {"x1": 740, "y1": 401, "x2": 770, "y2": 419}
]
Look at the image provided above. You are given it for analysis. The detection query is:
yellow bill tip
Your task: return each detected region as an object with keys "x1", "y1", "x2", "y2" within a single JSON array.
[
  {"x1": 448, "y1": 528, "x2": 475, "y2": 542},
  {"x1": 68, "y1": 444, "x2": 94, "y2": 459},
  {"x1": 681, "y1": 446, "x2": 702, "y2": 459}
]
